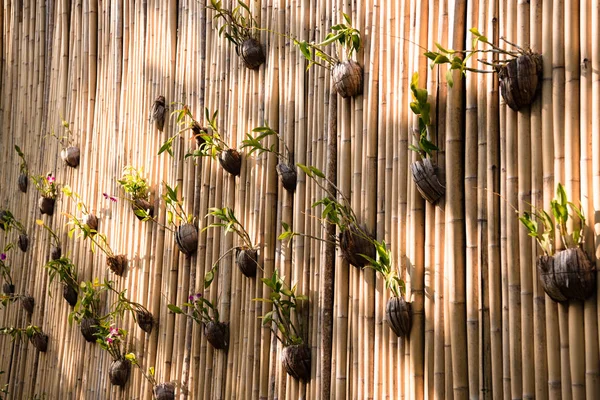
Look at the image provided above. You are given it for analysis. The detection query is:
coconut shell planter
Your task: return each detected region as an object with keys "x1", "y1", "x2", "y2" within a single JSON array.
[
  {"x1": 236, "y1": 248, "x2": 258, "y2": 278},
  {"x1": 238, "y1": 38, "x2": 266, "y2": 70},
  {"x1": 21, "y1": 296, "x2": 34, "y2": 315},
  {"x1": 204, "y1": 321, "x2": 229, "y2": 350},
  {"x1": 50, "y1": 245, "x2": 62, "y2": 261},
  {"x1": 136, "y1": 310, "x2": 154, "y2": 334},
  {"x1": 18, "y1": 234, "x2": 29, "y2": 252},
  {"x1": 386, "y1": 296, "x2": 412, "y2": 337},
  {"x1": 60, "y1": 146, "x2": 80, "y2": 168},
  {"x1": 38, "y1": 197, "x2": 56, "y2": 216},
  {"x1": 537, "y1": 247, "x2": 596, "y2": 303},
  {"x1": 218, "y1": 149, "x2": 242, "y2": 177},
  {"x1": 80, "y1": 317, "x2": 100, "y2": 342},
  {"x1": 109, "y1": 358, "x2": 132, "y2": 387},
  {"x1": 3, "y1": 283, "x2": 15, "y2": 295},
  {"x1": 132, "y1": 198, "x2": 154, "y2": 220},
  {"x1": 175, "y1": 224, "x2": 198, "y2": 256},
  {"x1": 29, "y1": 332, "x2": 49, "y2": 352},
  {"x1": 83, "y1": 214, "x2": 99, "y2": 232},
  {"x1": 339, "y1": 224, "x2": 376, "y2": 268},
  {"x1": 281, "y1": 343, "x2": 311, "y2": 382},
  {"x1": 410, "y1": 158, "x2": 445, "y2": 204},
  {"x1": 18, "y1": 173, "x2": 28, "y2": 193},
  {"x1": 63, "y1": 284, "x2": 78, "y2": 307},
  {"x1": 332, "y1": 60, "x2": 363, "y2": 98},
  {"x1": 276, "y1": 163, "x2": 297, "y2": 192},
  {"x1": 107, "y1": 255, "x2": 128, "y2": 276},
  {"x1": 154, "y1": 382, "x2": 176, "y2": 400},
  {"x1": 498, "y1": 53, "x2": 543, "y2": 111}
]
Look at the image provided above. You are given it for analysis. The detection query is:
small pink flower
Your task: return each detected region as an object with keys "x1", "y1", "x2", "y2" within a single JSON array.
[
  {"x1": 46, "y1": 175, "x2": 55, "y2": 184},
  {"x1": 106, "y1": 337, "x2": 114, "y2": 344},
  {"x1": 103, "y1": 193, "x2": 118, "y2": 202},
  {"x1": 109, "y1": 327, "x2": 119, "y2": 335},
  {"x1": 0, "y1": 254, "x2": 5, "y2": 261}
]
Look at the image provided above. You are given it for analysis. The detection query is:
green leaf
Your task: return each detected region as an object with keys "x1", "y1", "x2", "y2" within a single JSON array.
[
  {"x1": 343, "y1": 12, "x2": 352, "y2": 25},
  {"x1": 424, "y1": 51, "x2": 438, "y2": 61},
  {"x1": 446, "y1": 69, "x2": 454, "y2": 87},
  {"x1": 310, "y1": 166, "x2": 325, "y2": 178},
  {"x1": 168, "y1": 304, "x2": 183, "y2": 314},
  {"x1": 204, "y1": 271, "x2": 215, "y2": 288},
  {"x1": 435, "y1": 42, "x2": 454, "y2": 54}
]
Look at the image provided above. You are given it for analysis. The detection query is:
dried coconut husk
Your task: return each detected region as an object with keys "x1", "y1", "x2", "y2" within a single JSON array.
[
  {"x1": 3, "y1": 283, "x2": 14, "y2": 295},
  {"x1": 21, "y1": 296, "x2": 34, "y2": 314},
  {"x1": 136, "y1": 309, "x2": 154, "y2": 334},
  {"x1": 106, "y1": 254, "x2": 127, "y2": 276},
  {"x1": 204, "y1": 321, "x2": 229, "y2": 350},
  {"x1": 80, "y1": 317, "x2": 100, "y2": 342},
  {"x1": 339, "y1": 224, "x2": 376, "y2": 268},
  {"x1": 62, "y1": 283, "x2": 78, "y2": 306},
  {"x1": 153, "y1": 382, "x2": 176, "y2": 400},
  {"x1": 38, "y1": 197, "x2": 55, "y2": 215},
  {"x1": 386, "y1": 296, "x2": 412, "y2": 337},
  {"x1": 238, "y1": 38, "x2": 266, "y2": 70},
  {"x1": 131, "y1": 198, "x2": 154, "y2": 220},
  {"x1": 235, "y1": 248, "x2": 258, "y2": 278},
  {"x1": 410, "y1": 158, "x2": 446, "y2": 204},
  {"x1": 18, "y1": 173, "x2": 28, "y2": 193},
  {"x1": 60, "y1": 146, "x2": 80, "y2": 168},
  {"x1": 498, "y1": 53, "x2": 543, "y2": 111},
  {"x1": 18, "y1": 234, "x2": 29, "y2": 252},
  {"x1": 191, "y1": 122, "x2": 207, "y2": 146},
  {"x1": 109, "y1": 358, "x2": 132, "y2": 387},
  {"x1": 50, "y1": 245, "x2": 62, "y2": 261},
  {"x1": 281, "y1": 343, "x2": 311, "y2": 382},
  {"x1": 331, "y1": 60, "x2": 363, "y2": 98},
  {"x1": 29, "y1": 332, "x2": 48, "y2": 352},
  {"x1": 537, "y1": 248, "x2": 596, "y2": 302},
  {"x1": 83, "y1": 214, "x2": 99, "y2": 233},
  {"x1": 276, "y1": 163, "x2": 297, "y2": 192},
  {"x1": 175, "y1": 224, "x2": 198, "y2": 256},
  {"x1": 151, "y1": 95, "x2": 166, "y2": 132},
  {"x1": 218, "y1": 149, "x2": 242, "y2": 176}
]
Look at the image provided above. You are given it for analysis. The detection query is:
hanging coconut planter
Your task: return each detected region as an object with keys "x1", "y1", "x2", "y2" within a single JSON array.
[
  {"x1": 109, "y1": 358, "x2": 132, "y2": 387},
  {"x1": 204, "y1": 321, "x2": 229, "y2": 350},
  {"x1": 80, "y1": 317, "x2": 100, "y2": 342},
  {"x1": 386, "y1": 296, "x2": 412, "y2": 337},
  {"x1": 18, "y1": 173, "x2": 28, "y2": 193},
  {"x1": 537, "y1": 247, "x2": 596, "y2": 303},
  {"x1": 331, "y1": 60, "x2": 363, "y2": 98},
  {"x1": 238, "y1": 38, "x2": 266, "y2": 70},
  {"x1": 281, "y1": 343, "x2": 311, "y2": 382},
  {"x1": 106, "y1": 255, "x2": 128, "y2": 276},
  {"x1": 498, "y1": 53, "x2": 543, "y2": 111},
  {"x1": 18, "y1": 234, "x2": 29, "y2": 252},
  {"x1": 154, "y1": 382, "x2": 175, "y2": 400},
  {"x1": 3, "y1": 283, "x2": 15, "y2": 295},
  {"x1": 83, "y1": 214, "x2": 99, "y2": 233},
  {"x1": 63, "y1": 283, "x2": 78, "y2": 307},
  {"x1": 410, "y1": 158, "x2": 445, "y2": 204},
  {"x1": 339, "y1": 224, "x2": 376, "y2": 268},
  {"x1": 192, "y1": 123, "x2": 207, "y2": 146},
  {"x1": 50, "y1": 245, "x2": 62, "y2": 261},
  {"x1": 236, "y1": 248, "x2": 258, "y2": 278},
  {"x1": 21, "y1": 296, "x2": 34, "y2": 315},
  {"x1": 175, "y1": 224, "x2": 198, "y2": 256},
  {"x1": 38, "y1": 197, "x2": 56, "y2": 216},
  {"x1": 29, "y1": 332, "x2": 49, "y2": 352},
  {"x1": 131, "y1": 198, "x2": 154, "y2": 220},
  {"x1": 136, "y1": 310, "x2": 154, "y2": 334},
  {"x1": 60, "y1": 146, "x2": 80, "y2": 168},
  {"x1": 218, "y1": 149, "x2": 242, "y2": 176},
  {"x1": 276, "y1": 163, "x2": 297, "y2": 192}
]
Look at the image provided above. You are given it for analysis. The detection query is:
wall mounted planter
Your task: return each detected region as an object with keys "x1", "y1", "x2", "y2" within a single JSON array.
[
  {"x1": 410, "y1": 158, "x2": 445, "y2": 204},
  {"x1": 537, "y1": 248, "x2": 596, "y2": 302}
]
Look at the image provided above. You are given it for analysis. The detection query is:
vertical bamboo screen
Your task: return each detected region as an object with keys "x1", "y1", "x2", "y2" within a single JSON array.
[{"x1": 1, "y1": 0, "x2": 599, "y2": 399}]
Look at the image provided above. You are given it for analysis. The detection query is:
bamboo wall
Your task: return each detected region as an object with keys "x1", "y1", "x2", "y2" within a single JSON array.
[{"x1": 1, "y1": 0, "x2": 599, "y2": 399}]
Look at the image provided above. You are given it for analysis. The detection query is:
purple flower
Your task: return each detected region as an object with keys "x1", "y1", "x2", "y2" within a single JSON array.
[
  {"x1": 188, "y1": 293, "x2": 202, "y2": 302},
  {"x1": 109, "y1": 327, "x2": 119, "y2": 335},
  {"x1": 0, "y1": 254, "x2": 5, "y2": 261},
  {"x1": 106, "y1": 337, "x2": 114, "y2": 344},
  {"x1": 46, "y1": 175, "x2": 55, "y2": 184},
  {"x1": 103, "y1": 193, "x2": 118, "y2": 202}
]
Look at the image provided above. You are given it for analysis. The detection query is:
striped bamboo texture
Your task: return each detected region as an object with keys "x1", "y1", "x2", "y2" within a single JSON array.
[{"x1": 1, "y1": 0, "x2": 599, "y2": 399}]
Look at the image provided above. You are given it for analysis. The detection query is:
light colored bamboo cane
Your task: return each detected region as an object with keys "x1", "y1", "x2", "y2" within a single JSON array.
[{"x1": 592, "y1": 2, "x2": 600, "y2": 400}]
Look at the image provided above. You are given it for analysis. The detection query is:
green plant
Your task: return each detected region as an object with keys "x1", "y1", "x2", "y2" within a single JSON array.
[
  {"x1": 168, "y1": 292, "x2": 220, "y2": 325},
  {"x1": 32, "y1": 173, "x2": 59, "y2": 199},
  {"x1": 104, "y1": 280, "x2": 152, "y2": 325},
  {"x1": 0, "y1": 325, "x2": 44, "y2": 342},
  {"x1": 68, "y1": 279, "x2": 106, "y2": 324},
  {"x1": 361, "y1": 240, "x2": 405, "y2": 298},
  {"x1": 0, "y1": 210, "x2": 25, "y2": 233},
  {"x1": 0, "y1": 245, "x2": 14, "y2": 286},
  {"x1": 184, "y1": 109, "x2": 232, "y2": 161},
  {"x1": 241, "y1": 124, "x2": 292, "y2": 162},
  {"x1": 157, "y1": 105, "x2": 207, "y2": 158},
  {"x1": 35, "y1": 219, "x2": 61, "y2": 249},
  {"x1": 96, "y1": 322, "x2": 128, "y2": 361},
  {"x1": 0, "y1": 371, "x2": 8, "y2": 399},
  {"x1": 518, "y1": 183, "x2": 585, "y2": 256},
  {"x1": 44, "y1": 255, "x2": 78, "y2": 294},
  {"x1": 125, "y1": 353, "x2": 157, "y2": 386},
  {"x1": 46, "y1": 118, "x2": 75, "y2": 148},
  {"x1": 253, "y1": 269, "x2": 307, "y2": 347},
  {"x1": 136, "y1": 183, "x2": 193, "y2": 232},
  {"x1": 208, "y1": 0, "x2": 259, "y2": 47},
  {"x1": 117, "y1": 166, "x2": 150, "y2": 201},
  {"x1": 408, "y1": 72, "x2": 438, "y2": 159},
  {"x1": 14, "y1": 145, "x2": 28, "y2": 175}
]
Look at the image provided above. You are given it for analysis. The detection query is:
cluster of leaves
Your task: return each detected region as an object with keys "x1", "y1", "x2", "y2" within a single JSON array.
[
  {"x1": 46, "y1": 118, "x2": 75, "y2": 148},
  {"x1": 125, "y1": 353, "x2": 157, "y2": 386},
  {"x1": 254, "y1": 269, "x2": 307, "y2": 347},
  {"x1": 0, "y1": 325, "x2": 43, "y2": 342},
  {"x1": 117, "y1": 166, "x2": 150, "y2": 200},
  {"x1": 0, "y1": 293, "x2": 28, "y2": 309},
  {"x1": 32, "y1": 173, "x2": 59, "y2": 199},
  {"x1": 44, "y1": 254, "x2": 78, "y2": 293},
  {"x1": 295, "y1": 13, "x2": 361, "y2": 69},
  {"x1": 208, "y1": 0, "x2": 259, "y2": 47},
  {"x1": 68, "y1": 279, "x2": 106, "y2": 324},
  {"x1": 14, "y1": 145, "x2": 28, "y2": 174},
  {"x1": 96, "y1": 323, "x2": 128, "y2": 361},
  {"x1": 104, "y1": 279, "x2": 150, "y2": 321},
  {"x1": 159, "y1": 105, "x2": 198, "y2": 157},
  {"x1": 408, "y1": 73, "x2": 438, "y2": 159},
  {"x1": 0, "y1": 210, "x2": 25, "y2": 233},
  {"x1": 241, "y1": 124, "x2": 291, "y2": 162},
  {"x1": 134, "y1": 183, "x2": 193, "y2": 232},
  {"x1": 519, "y1": 183, "x2": 585, "y2": 256},
  {"x1": 186, "y1": 109, "x2": 231, "y2": 160},
  {"x1": 35, "y1": 219, "x2": 61, "y2": 249},
  {"x1": 168, "y1": 293, "x2": 220, "y2": 326},
  {"x1": 0, "y1": 244, "x2": 14, "y2": 286},
  {"x1": 362, "y1": 240, "x2": 406, "y2": 298}
]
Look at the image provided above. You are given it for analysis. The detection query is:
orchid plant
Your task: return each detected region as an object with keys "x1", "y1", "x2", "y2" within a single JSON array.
[
  {"x1": 96, "y1": 323, "x2": 128, "y2": 361},
  {"x1": 35, "y1": 219, "x2": 61, "y2": 250},
  {"x1": 117, "y1": 166, "x2": 150, "y2": 201},
  {"x1": 0, "y1": 247, "x2": 14, "y2": 288},
  {"x1": 168, "y1": 292, "x2": 221, "y2": 326},
  {"x1": 408, "y1": 73, "x2": 438, "y2": 159},
  {"x1": 125, "y1": 353, "x2": 158, "y2": 386},
  {"x1": 136, "y1": 183, "x2": 193, "y2": 232},
  {"x1": 32, "y1": 173, "x2": 59, "y2": 199},
  {"x1": 68, "y1": 279, "x2": 106, "y2": 325},
  {"x1": 14, "y1": 145, "x2": 28, "y2": 176}
]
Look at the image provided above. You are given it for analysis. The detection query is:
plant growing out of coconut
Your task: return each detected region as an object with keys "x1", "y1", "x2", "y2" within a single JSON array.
[
  {"x1": 0, "y1": 325, "x2": 49, "y2": 352},
  {"x1": 279, "y1": 164, "x2": 375, "y2": 268},
  {"x1": 241, "y1": 124, "x2": 297, "y2": 192},
  {"x1": 31, "y1": 173, "x2": 59, "y2": 216},
  {"x1": 43, "y1": 251, "x2": 79, "y2": 307},
  {"x1": 14, "y1": 145, "x2": 28, "y2": 193},
  {"x1": 116, "y1": 166, "x2": 154, "y2": 220},
  {"x1": 208, "y1": 0, "x2": 266, "y2": 70},
  {"x1": 125, "y1": 353, "x2": 175, "y2": 400},
  {"x1": 46, "y1": 118, "x2": 80, "y2": 168},
  {"x1": 518, "y1": 183, "x2": 595, "y2": 302},
  {"x1": 104, "y1": 279, "x2": 154, "y2": 334},
  {"x1": 294, "y1": 12, "x2": 362, "y2": 98},
  {"x1": 254, "y1": 269, "x2": 310, "y2": 381},
  {"x1": 407, "y1": 72, "x2": 445, "y2": 205},
  {"x1": 168, "y1": 293, "x2": 229, "y2": 351},
  {"x1": 0, "y1": 210, "x2": 29, "y2": 252},
  {"x1": 426, "y1": 27, "x2": 542, "y2": 111},
  {"x1": 35, "y1": 219, "x2": 63, "y2": 261},
  {"x1": 96, "y1": 323, "x2": 132, "y2": 387},
  {"x1": 0, "y1": 292, "x2": 35, "y2": 315},
  {"x1": 68, "y1": 279, "x2": 107, "y2": 343},
  {"x1": 0, "y1": 248, "x2": 15, "y2": 295}
]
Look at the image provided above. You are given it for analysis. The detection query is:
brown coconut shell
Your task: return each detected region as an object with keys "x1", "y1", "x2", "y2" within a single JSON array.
[
  {"x1": 18, "y1": 173, "x2": 28, "y2": 193},
  {"x1": 386, "y1": 296, "x2": 412, "y2": 337},
  {"x1": 21, "y1": 296, "x2": 34, "y2": 314},
  {"x1": 204, "y1": 321, "x2": 230, "y2": 350},
  {"x1": 136, "y1": 310, "x2": 154, "y2": 334},
  {"x1": 235, "y1": 248, "x2": 258, "y2": 278},
  {"x1": 281, "y1": 343, "x2": 311, "y2": 382},
  {"x1": 331, "y1": 60, "x2": 363, "y2": 98},
  {"x1": 238, "y1": 38, "x2": 266, "y2": 70},
  {"x1": 3, "y1": 283, "x2": 15, "y2": 295},
  {"x1": 339, "y1": 224, "x2": 376, "y2": 268},
  {"x1": 151, "y1": 95, "x2": 166, "y2": 132},
  {"x1": 62, "y1": 283, "x2": 78, "y2": 307},
  {"x1": 80, "y1": 317, "x2": 100, "y2": 342},
  {"x1": 107, "y1": 254, "x2": 128, "y2": 276},
  {"x1": 38, "y1": 197, "x2": 55, "y2": 215},
  {"x1": 153, "y1": 382, "x2": 176, "y2": 400},
  {"x1": 276, "y1": 163, "x2": 297, "y2": 192},
  {"x1": 83, "y1": 214, "x2": 99, "y2": 233},
  {"x1": 537, "y1": 248, "x2": 596, "y2": 303},
  {"x1": 60, "y1": 146, "x2": 80, "y2": 168},
  {"x1": 131, "y1": 198, "x2": 154, "y2": 220},
  {"x1": 218, "y1": 149, "x2": 242, "y2": 176},
  {"x1": 50, "y1": 245, "x2": 62, "y2": 261},
  {"x1": 191, "y1": 122, "x2": 207, "y2": 146},
  {"x1": 498, "y1": 53, "x2": 543, "y2": 111},
  {"x1": 29, "y1": 332, "x2": 48, "y2": 352},
  {"x1": 109, "y1": 358, "x2": 132, "y2": 387},
  {"x1": 18, "y1": 234, "x2": 29, "y2": 252},
  {"x1": 410, "y1": 158, "x2": 446, "y2": 204},
  {"x1": 175, "y1": 224, "x2": 198, "y2": 256}
]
